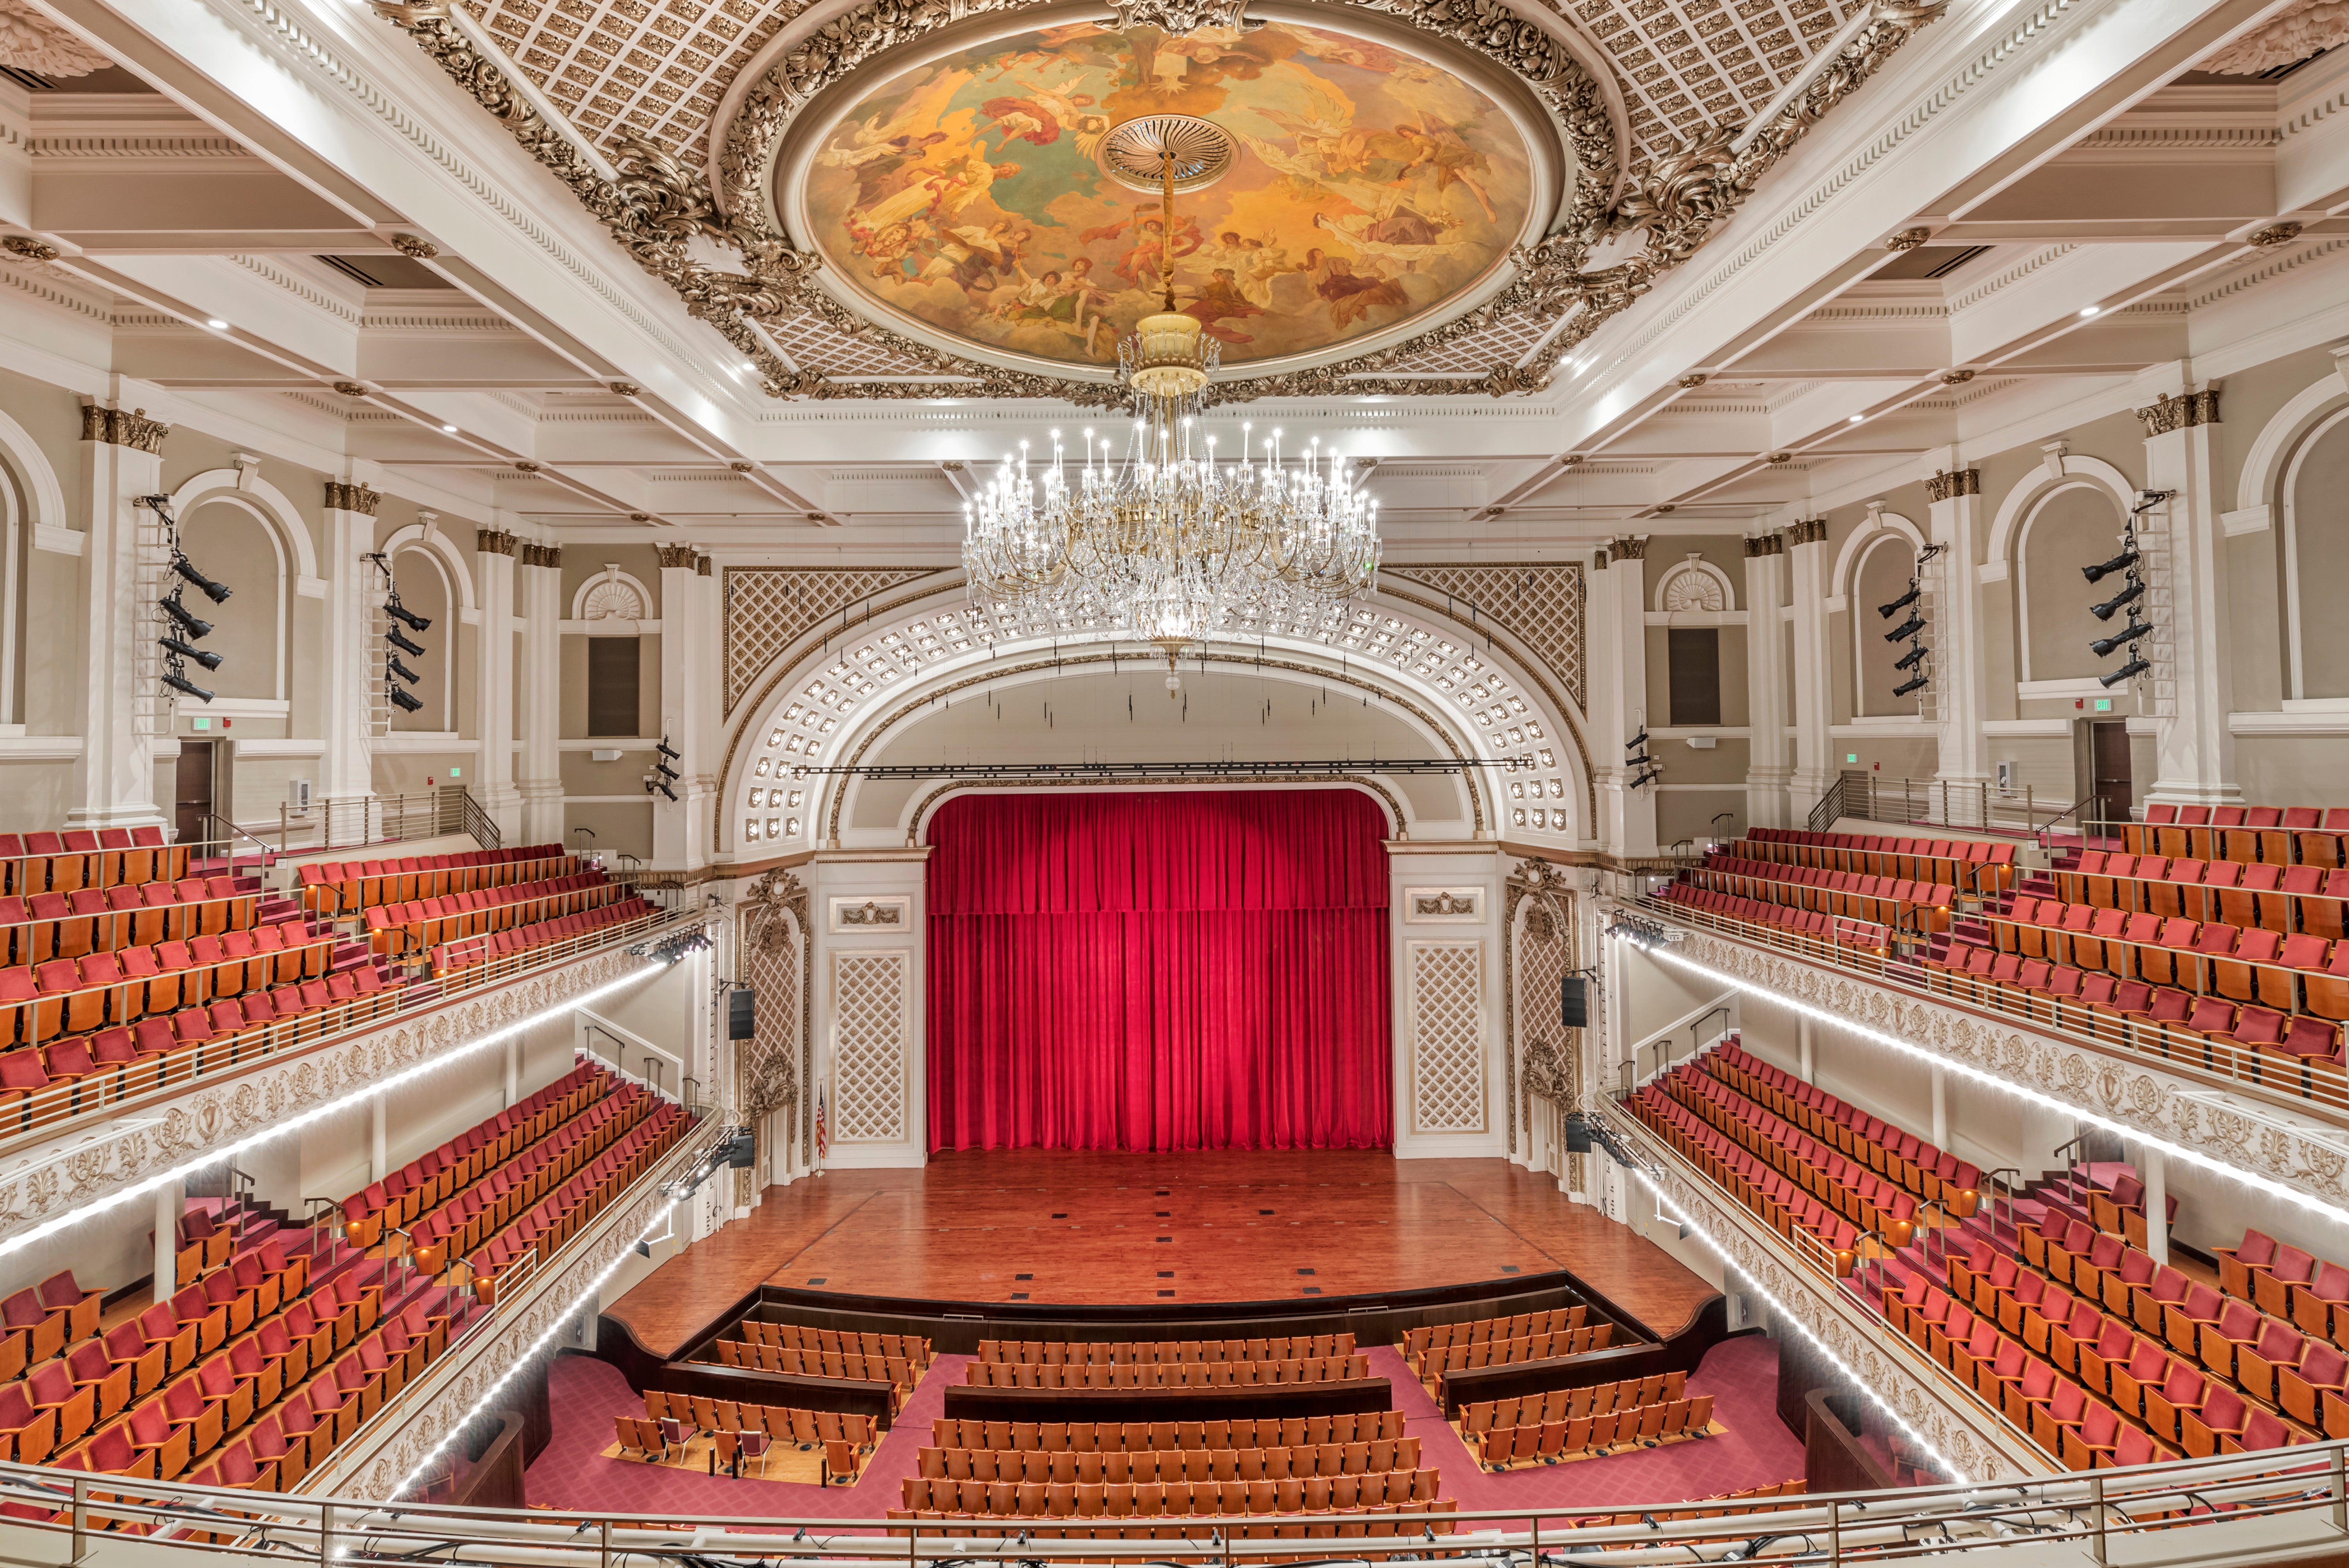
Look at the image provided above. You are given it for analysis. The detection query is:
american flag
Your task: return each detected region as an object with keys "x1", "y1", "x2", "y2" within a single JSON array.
[{"x1": 814, "y1": 1086, "x2": 828, "y2": 1162}]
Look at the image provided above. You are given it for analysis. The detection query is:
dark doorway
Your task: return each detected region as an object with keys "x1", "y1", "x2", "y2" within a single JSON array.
[
  {"x1": 175, "y1": 739, "x2": 216, "y2": 847},
  {"x1": 2086, "y1": 720, "x2": 2131, "y2": 825}
]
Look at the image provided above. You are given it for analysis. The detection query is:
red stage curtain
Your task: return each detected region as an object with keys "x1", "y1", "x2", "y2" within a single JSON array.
[{"x1": 925, "y1": 789, "x2": 1392, "y2": 1152}]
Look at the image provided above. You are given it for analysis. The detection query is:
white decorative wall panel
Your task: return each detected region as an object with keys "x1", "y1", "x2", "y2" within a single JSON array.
[
  {"x1": 831, "y1": 949, "x2": 908, "y2": 1143},
  {"x1": 1410, "y1": 940, "x2": 1486, "y2": 1134}
]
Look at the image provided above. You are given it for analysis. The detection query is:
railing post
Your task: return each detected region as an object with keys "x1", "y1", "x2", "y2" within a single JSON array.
[
  {"x1": 600, "y1": 1518, "x2": 612, "y2": 1568},
  {"x1": 320, "y1": 1500, "x2": 335, "y2": 1567},
  {"x1": 70, "y1": 1474, "x2": 87, "y2": 1563},
  {"x1": 2334, "y1": 1442, "x2": 2346, "y2": 1532},
  {"x1": 1827, "y1": 1497, "x2": 1839, "y2": 1562},
  {"x1": 2088, "y1": 1475, "x2": 2106, "y2": 1565}
]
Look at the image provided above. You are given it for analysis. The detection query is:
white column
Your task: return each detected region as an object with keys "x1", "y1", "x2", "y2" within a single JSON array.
[
  {"x1": 1930, "y1": 1066, "x2": 1948, "y2": 1151},
  {"x1": 1741, "y1": 533, "x2": 1791, "y2": 830},
  {"x1": 2143, "y1": 1147, "x2": 2168, "y2": 1265},
  {"x1": 2136, "y1": 382, "x2": 2239, "y2": 807},
  {"x1": 1797, "y1": 1014, "x2": 1814, "y2": 1084},
  {"x1": 319, "y1": 483, "x2": 378, "y2": 815},
  {"x1": 472, "y1": 529, "x2": 522, "y2": 838},
  {"x1": 1927, "y1": 465, "x2": 1993, "y2": 817},
  {"x1": 1786, "y1": 520, "x2": 1835, "y2": 824},
  {"x1": 69, "y1": 403, "x2": 169, "y2": 832},
  {"x1": 652, "y1": 546, "x2": 713, "y2": 869},
  {"x1": 1597, "y1": 537, "x2": 1657, "y2": 857},
  {"x1": 153, "y1": 1178, "x2": 182, "y2": 1304},
  {"x1": 370, "y1": 1095, "x2": 387, "y2": 1183},
  {"x1": 517, "y1": 541, "x2": 566, "y2": 845}
]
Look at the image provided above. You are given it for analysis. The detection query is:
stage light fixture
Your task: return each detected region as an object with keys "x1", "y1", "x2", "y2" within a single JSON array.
[
  {"x1": 1626, "y1": 728, "x2": 1648, "y2": 752},
  {"x1": 389, "y1": 686, "x2": 424, "y2": 713},
  {"x1": 171, "y1": 553, "x2": 233, "y2": 605},
  {"x1": 2081, "y1": 547, "x2": 2138, "y2": 584},
  {"x1": 2100, "y1": 655, "x2": 2151, "y2": 688},
  {"x1": 649, "y1": 779, "x2": 678, "y2": 802},
  {"x1": 162, "y1": 669, "x2": 215, "y2": 703},
  {"x1": 1891, "y1": 671, "x2": 1929, "y2": 697},
  {"x1": 2090, "y1": 579, "x2": 2144, "y2": 620},
  {"x1": 2089, "y1": 621, "x2": 2153, "y2": 658},
  {"x1": 1893, "y1": 642, "x2": 1929, "y2": 672},
  {"x1": 656, "y1": 739, "x2": 681, "y2": 761},
  {"x1": 1877, "y1": 584, "x2": 1921, "y2": 618},
  {"x1": 159, "y1": 636, "x2": 223, "y2": 672},
  {"x1": 384, "y1": 599, "x2": 433, "y2": 633},
  {"x1": 1884, "y1": 613, "x2": 1926, "y2": 643},
  {"x1": 387, "y1": 654, "x2": 422, "y2": 686},
  {"x1": 159, "y1": 597, "x2": 213, "y2": 640},
  {"x1": 386, "y1": 624, "x2": 427, "y2": 658}
]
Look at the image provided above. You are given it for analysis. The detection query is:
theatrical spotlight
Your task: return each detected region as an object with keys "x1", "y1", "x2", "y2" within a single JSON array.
[
  {"x1": 2090, "y1": 621, "x2": 2153, "y2": 659},
  {"x1": 1878, "y1": 584, "x2": 1921, "y2": 618},
  {"x1": 2082, "y1": 546, "x2": 2138, "y2": 584},
  {"x1": 1892, "y1": 671, "x2": 1930, "y2": 697},
  {"x1": 2090, "y1": 579, "x2": 2144, "y2": 620},
  {"x1": 171, "y1": 552, "x2": 234, "y2": 605},
  {"x1": 1626, "y1": 727, "x2": 1648, "y2": 752},
  {"x1": 159, "y1": 636, "x2": 223, "y2": 672},
  {"x1": 159, "y1": 595, "x2": 213, "y2": 641},
  {"x1": 628, "y1": 928, "x2": 711, "y2": 964},
  {"x1": 383, "y1": 597, "x2": 432, "y2": 634},
  {"x1": 2101, "y1": 655, "x2": 2151, "y2": 688},
  {"x1": 1884, "y1": 613, "x2": 1926, "y2": 643},
  {"x1": 163, "y1": 668, "x2": 215, "y2": 703},
  {"x1": 647, "y1": 777, "x2": 679, "y2": 803},
  {"x1": 386, "y1": 623, "x2": 427, "y2": 658},
  {"x1": 1893, "y1": 641, "x2": 1930, "y2": 672},
  {"x1": 656, "y1": 738, "x2": 681, "y2": 763},
  {"x1": 387, "y1": 654, "x2": 422, "y2": 686},
  {"x1": 389, "y1": 686, "x2": 424, "y2": 714}
]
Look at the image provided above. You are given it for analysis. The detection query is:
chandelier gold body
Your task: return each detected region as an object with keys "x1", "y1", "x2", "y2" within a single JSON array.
[{"x1": 961, "y1": 115, "x2": 1381, "y2": 691}]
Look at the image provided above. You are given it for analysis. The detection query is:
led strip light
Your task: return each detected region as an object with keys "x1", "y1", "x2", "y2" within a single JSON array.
[
  {"x1": 0, "y1": 961, "x2": 673, "y2": 1265},
  {"x1": 1615, "y1": 929, "x2": 2349, "y2": 1236}
]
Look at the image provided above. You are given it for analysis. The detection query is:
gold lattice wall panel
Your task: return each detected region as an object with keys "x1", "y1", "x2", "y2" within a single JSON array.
[
  {"x1": 1410, "y1": 940, "x2": 1486, "y2": 1135},
  {"x1": 1514, "y1": 897, "x2": 1579, "y2": 1113},
  {"x1": 1386, "y1": 563, "x2": 1586, "y2": 713},
  {"x1": 723, "y1": 567, "x2": 943, "y2": 713},
  {"x1": 458, "y1": 0, "x2": 780, "y2": 161},
  {"x1": 1575, "y1": 0, "x2": 1872, "y2": 164},
  {"x1": 831, "y1": 949, "x2": 907, "y2": 1143}
]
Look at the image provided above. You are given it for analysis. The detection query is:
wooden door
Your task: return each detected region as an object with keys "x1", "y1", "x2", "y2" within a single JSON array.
[
  {"x1": 2090, "y1": 720, "x2": 2131, "y2": 826},
  {"x1": 175, "y1": 740, "x2": 215, "y2": 847}
]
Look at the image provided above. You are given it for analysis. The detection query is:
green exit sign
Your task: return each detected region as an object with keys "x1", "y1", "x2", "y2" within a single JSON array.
[{"x1": 2094, "y1": 698, "x2": 2112, "y2": 712}]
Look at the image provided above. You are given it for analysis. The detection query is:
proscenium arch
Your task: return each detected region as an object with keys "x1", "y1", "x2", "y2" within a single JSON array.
[{"x1": 907, "y1": 777, "x2": 1407, "y2": 849}]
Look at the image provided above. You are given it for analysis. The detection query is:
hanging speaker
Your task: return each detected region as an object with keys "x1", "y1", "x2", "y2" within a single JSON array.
[
  {"x1": 727, "y1": 987, "x2": 755, "y2": 1041},
  {"x1": 1562, "y1": 1114, "x2": 1595, "y2": 1154},
  {"x1": 1560, "y1": 975, "x2": 1588, "y2": 1030}
]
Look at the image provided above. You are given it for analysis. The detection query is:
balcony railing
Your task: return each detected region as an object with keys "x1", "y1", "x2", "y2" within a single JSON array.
[
  {"x1": 1810, "y1": 770, "x2": 2075, "y2": 839},
  {"x1": 0, "y1": 905, "x2": 708, "y2": 1157},
  {"x1": 1632, "y1": 892, "x2": 2349, "y2": 1127}
]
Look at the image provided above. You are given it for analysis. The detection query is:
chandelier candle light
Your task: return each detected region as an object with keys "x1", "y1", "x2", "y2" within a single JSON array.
[{"x1": 961, "y1": 114, "x2": 1381, "y2": 693}]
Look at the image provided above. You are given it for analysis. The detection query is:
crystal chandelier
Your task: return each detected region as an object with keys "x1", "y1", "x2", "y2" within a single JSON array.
[{"x1": 961, "y1": 115, "x2": 1380, "y2": 691}]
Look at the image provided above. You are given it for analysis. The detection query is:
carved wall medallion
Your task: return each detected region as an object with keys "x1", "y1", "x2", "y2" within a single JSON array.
[
  {"x1": 1407, "y1": 888, "x2": 1483, "y2": 923},
  {"x1": 830, "y1": 894, "x2": 910, "y2": 932}
]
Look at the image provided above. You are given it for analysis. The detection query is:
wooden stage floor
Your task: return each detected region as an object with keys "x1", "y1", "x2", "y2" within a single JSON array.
[{"x1": 605, "y1": 1150, "x2": 1718, "y2": 1358}]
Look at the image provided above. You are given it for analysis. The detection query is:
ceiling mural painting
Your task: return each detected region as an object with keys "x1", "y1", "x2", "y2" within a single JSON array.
[
  {"x1": 798, "y1": 20, "x2": 1536, "y2": 369},
  {"x1": 376, "y1": 0, "x2": 1952, "y2": 402}
]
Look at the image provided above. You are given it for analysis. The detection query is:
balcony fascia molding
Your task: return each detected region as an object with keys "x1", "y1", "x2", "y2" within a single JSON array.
[
  {"x1": 1676, "y1": 926, "x2": 2349, "y2": 1218},
  {"x1": 1610, "y1": 1108, "x2": 2046, "y2": 1484}
]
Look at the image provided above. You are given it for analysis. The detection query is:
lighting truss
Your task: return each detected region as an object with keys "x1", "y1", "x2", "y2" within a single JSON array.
[{"x1": 786, "y1": 757, "x2": 1533, "y2": 780}]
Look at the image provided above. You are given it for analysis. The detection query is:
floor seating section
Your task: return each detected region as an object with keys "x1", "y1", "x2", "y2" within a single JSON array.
[
  {"x1": 893, "y1": 1465, "x2": 1446, "y2": 1522},
  {"x1": 642, "y1": 1390, "x2": 878, "y2": 1449},
  {"x1": 965, "y1": 1354, "x2": 1373, "y2": 1390},
  {"x1": 978, "y1": 1335, "x2": 1355, "y2": 1365},
  {"x1": 1474, "y1": 1393, "x2": 1715, "y2": 1468},
  {"x1": 2122, "y1": 806, "x2": 2349, "y2": 867},
  {"x1": 1456, "y1": 1370, "x2": 1688, "y2": 1436},
  {"x1": 916, "y1": 1436, "x2": 1421, "y2": 1485},
  {"x1": 1639, "y1": 1035, "x2": 2327, "y2": 1470},
  {"x1": 928, "y1": 1413, "x2": 1409, "y2": 1453},
  {"x1": 1403, "y1": 1309, "x2": 1583, "y2": 1377},
  {"x1": 715, "y1": 1332, "x2": 927, "y2": 1393},
  {"x1": 1410, "y1": 1319, "x2": 1611, "y2": 1378}
]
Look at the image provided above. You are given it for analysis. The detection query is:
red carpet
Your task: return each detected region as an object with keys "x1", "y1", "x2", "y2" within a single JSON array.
[{"x1": 527, "y1": 1336, "x2": 1801, "y2": 1523}]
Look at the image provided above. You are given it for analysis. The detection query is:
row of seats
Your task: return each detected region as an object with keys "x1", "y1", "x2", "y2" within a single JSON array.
[
  {"x1": 927, "y1": 1412, "x2": 1408, "y2": 1454},
  {"x1": 0, "y1": 877, "x2": 265, "y2": 967},
  {"x1": 1414, "y1": 1323, "x2": 1613, "y2": 1376},
  {"x1": 2053, "y1": 852, "x2": 2349, "y2": 937},
  {"x1": 976, "y1": 1335, "x2": 1354, "y2": 1366},
  {"x1": 429, "y1": 896, "x2": 656, "y2": 979},
  {"x1": 465, "y1": 1089, "x2": 683, "y2": 1304},
  {"x1": 0, "y1": 1274, "x2": 102, "y2": 1383},
  {"x1": 1690, "y1": 853, "x2": 1957, "y2": 932},
  {"x1": 2124, "y1": 805, "x2": 2349, "y2": 867},
  {"x1": 299, "y1": 846, "x2": 579, "y2": 916},
  {"x1": 1474, "y1": 1393, "x2": 1716, "y2": 1468},
  {"x1": 364, "y1": 872, "x2": 624, "y2": 959},
  {"x1": 1922, "y1": 945, "x2": 2342, "y2": 1080},
  {"x1": 2217, "y1": 1230, "x2": 2349, "y2": 1342},
  {"x1": 1456, "y1": 1370, "x2": 1689, "y2": 1436},
  {"x1": 1730, "y1": 829, "x2": 2016, "y2": 890},
  {"x1": 0, "y1": 828, "x2": 184, "y2": 897},
  {"x1": 1983, "y1": 896, "x2": 2349, "y2": 1010},
  {"x1": 342, "y1": 1062, "x2": 612, "y2": 1247},
  {"x1": 916, "y1": 1437, "x2": 1422, "y2": 1485},
  {"x1": 895, "y1": 1468, "x2": 1445, "y2": 1519},
  {"x1": 1403, "y1": 1309, "x2": 1581, "y2": 1361},
  {"x1": 882, "y1": 1501, "x2": 1460, "y2": 1538},
  {"x1": 404, "y1": 1069, "x2": 639, "y2": 1260},
  {"x1": 735, "y1": 1321, "x2": 930, "y2": 1366},
  {"x1": 1659, "y1": 883, "x2": 1889, "y2": 952},
  {"x1": 3, "y1": 920, "x2": 329, "y2": 1046},
  {"x1": 1629, "y1": 1083, "x2": 1863, "y2": 1259},
  {"x1": 713, "y1": 1339, "x2": 922, "y2": 1390},
  {"x1": 1703, "y1": 1044, "x2": 1984, "y2": 1210},
  {"x1": 1650, "y1": 1061, "x2": 1918, "y2": 1240},
  {"x1": 642, "y1": 1390, "x2": 877, "y2": 1448},
  {"x1": 964, "y1": 1355, "x2": 1371, "y2": 1391}
]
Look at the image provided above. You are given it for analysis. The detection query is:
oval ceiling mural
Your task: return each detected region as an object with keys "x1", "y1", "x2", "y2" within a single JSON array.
[{"x1": 797, "y1": 21, "x2": 1536, "y2": 369}]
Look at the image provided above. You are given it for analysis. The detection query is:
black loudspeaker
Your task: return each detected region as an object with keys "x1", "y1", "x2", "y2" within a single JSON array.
[
  {"x1": 722, "y1": 1128, "x2": 757, "y2": 1168},
  {"x1": 727, "y1": 987, "x2": 755, "y2": 1040},
  {"x1": 1562, "y1": 1114, "x2": 1594, "y2": 1154},
  {"x1": 1560, "y1": 975, "x2": 1588, "y2": 1030}
]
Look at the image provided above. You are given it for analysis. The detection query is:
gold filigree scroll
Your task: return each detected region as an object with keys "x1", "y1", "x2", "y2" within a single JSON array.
[
  {"x1": 376, "y1": 0, "x2": 1946, "y2": 402},
  {"x1": 739, "y1": 870, "x2": 814, "y2": 1163}
]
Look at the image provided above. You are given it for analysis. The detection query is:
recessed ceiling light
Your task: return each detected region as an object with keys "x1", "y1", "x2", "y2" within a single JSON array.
[
  {"x1": 205, "y1": 319, "x2": 228, "y2": 330},
  {"x1": 1848, "y1": 414, "x2": 1865, "y2": 424},
  {"x1": 2079, "y1": 306, "x2": 2100, "y2": 317},
  {"x1": 440, "y1": 423, "x2": 458, "y2": 433}
]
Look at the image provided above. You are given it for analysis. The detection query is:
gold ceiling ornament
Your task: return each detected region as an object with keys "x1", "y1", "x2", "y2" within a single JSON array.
[
  {"x1": 374, "y1": 0, "x2": 1951, "y2": 403},
  {"x1": 1886, "y1": 227, "x2": 1932, "y2": 251}
]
